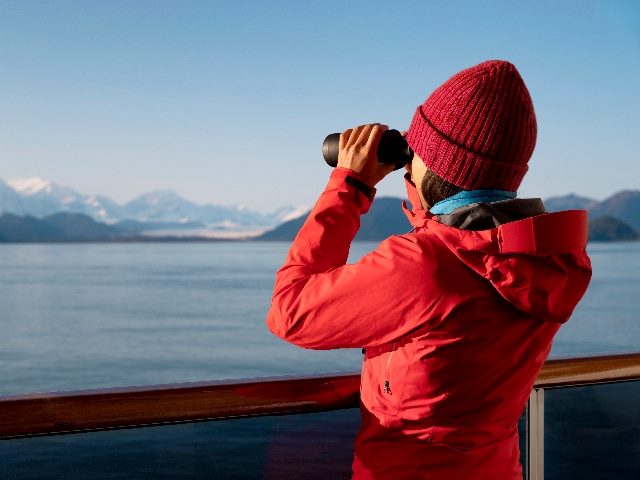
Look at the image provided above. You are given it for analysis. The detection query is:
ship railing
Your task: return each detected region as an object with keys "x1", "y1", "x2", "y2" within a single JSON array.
[{"x1": 1, "y1": 352, "x2": 640, "y2": 480}]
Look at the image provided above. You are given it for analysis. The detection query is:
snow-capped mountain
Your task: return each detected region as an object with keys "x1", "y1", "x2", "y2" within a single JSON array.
[
  {"x1": 7, "y1": 177, "x2": 54, "y2": 195},
  {"x1": 0, "y1": 176, "x2": 305, "y2": 229},
  {"x1": 121, "y1": 190, "x2": 300, "y2": 227},
  {"x1": 268, "y1": 205, "x2": 310, "y2": 223},
  {"x1": 0, "y1": 178, "x2": 24, "y2": 215},
  {"x1": 6, "y1": 177, "x2": 124, "y2": 221},
  {"x1": 123, "y1": 190, "x2": 204, "y2": 223}
]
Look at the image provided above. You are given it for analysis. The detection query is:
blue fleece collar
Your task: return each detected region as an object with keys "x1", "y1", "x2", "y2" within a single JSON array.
[{"x1": 429, "y1": 189, "x2": 517, "y2": 215}]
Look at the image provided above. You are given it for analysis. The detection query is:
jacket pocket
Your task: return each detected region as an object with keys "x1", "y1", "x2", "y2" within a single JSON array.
[{"x1": 361, "y1": 342, "x2": 411, "y2": 419}]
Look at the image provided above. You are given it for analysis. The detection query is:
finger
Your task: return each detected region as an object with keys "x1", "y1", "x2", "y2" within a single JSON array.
[
  {"x1": 347, "y1": 124, "x2": 367, "y2": 148},
  {"x1": 354, "y1": 125, "x2": 371, "y2": 145},
  {"x1": 339, "y1": 128, "x2": 353, "y2": 151},
  {"x1": 363, "y1": 124, "x2": 388, "y2": 164},
  {"x1": 365, "y1": 123, "x2": 388, "y2": 151}
]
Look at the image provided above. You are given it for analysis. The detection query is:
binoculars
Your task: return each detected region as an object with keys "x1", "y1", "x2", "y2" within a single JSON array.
[{"x1": 322, "y1": 129, "x2": 413, "y2": 170}]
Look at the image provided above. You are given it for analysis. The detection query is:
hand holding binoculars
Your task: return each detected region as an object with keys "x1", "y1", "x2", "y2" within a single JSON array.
[{"x1": 322, "y1": 129, "x2": 413, "y2": 171}]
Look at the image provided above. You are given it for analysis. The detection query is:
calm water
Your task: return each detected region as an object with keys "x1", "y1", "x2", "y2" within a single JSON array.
[{"x1": 0, "y1": 241, "x2": 639, "y2": 396}]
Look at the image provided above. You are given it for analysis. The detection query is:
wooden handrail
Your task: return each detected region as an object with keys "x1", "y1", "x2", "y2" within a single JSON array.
[
  {"x1": 0, "y1": 373, "x2": 360, "y2": 439},
  {"x1": 535, "y1": 352, "x2": 640, "y2": 388},
  {"x1": 1, "y1": 352, "x2": 640, "y2": 439}
]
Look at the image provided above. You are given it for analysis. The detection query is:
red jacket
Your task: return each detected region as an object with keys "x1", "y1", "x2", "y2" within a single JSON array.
[{"x1": 267, "y1": 168, "x2": 592, "y2": 479}]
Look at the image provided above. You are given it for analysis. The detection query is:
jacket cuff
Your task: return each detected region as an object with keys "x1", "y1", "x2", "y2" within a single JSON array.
[{"x1": 327, "y1": 168, "x2": 376, "y2": 213}]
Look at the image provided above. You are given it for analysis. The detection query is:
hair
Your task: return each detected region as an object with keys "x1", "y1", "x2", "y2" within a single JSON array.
[{"x1": 420, "y1": 168, "x2": 464, "y2": 209}]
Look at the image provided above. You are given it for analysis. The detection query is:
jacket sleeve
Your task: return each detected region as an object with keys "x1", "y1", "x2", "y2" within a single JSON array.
[{"x1": 266, "y1": 168, "x2": 437, "y2": 350}]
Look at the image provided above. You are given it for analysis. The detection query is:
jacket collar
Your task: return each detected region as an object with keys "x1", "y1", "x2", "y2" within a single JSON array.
[
  {"x1": 402, "y1": 172, "x2": 547, "y2": 233},
  {"x1": 402, "y1": 173, "x2": 435, "y2": 228},
  {"x1": 429, "y1": 189, "x2": 516, "y2": 215}
]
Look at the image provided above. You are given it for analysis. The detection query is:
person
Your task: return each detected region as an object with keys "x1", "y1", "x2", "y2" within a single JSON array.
[{"x1": 266, "y1": 60, "x2": 592, "y2": 479}]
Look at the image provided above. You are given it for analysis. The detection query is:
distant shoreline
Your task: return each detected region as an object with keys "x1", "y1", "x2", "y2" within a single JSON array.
[{"x1": 2, "y1": 191, "x2": 639, "y2": 243}]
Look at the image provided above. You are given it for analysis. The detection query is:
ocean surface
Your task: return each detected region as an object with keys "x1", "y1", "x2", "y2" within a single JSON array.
[{"x1": 0, "y1": 241, "x2": 639, "y2": 396}]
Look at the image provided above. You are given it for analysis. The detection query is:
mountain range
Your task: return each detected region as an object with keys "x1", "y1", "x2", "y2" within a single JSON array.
[
  {"x1": 0, "y1": 178, "x2": 638, "y2": 242},
  {"x1": 544, "y1": 191, "x2": 640, "y2": 229},
  {"x1": 258, "y1": 190, "x2": 640, "y2": 243},
  {"x1": 0, "y1": 177, "x2": 307, "y2": 231},
  {"x1": 258, "y1": 197, "x2": 413, "y2": 242}
]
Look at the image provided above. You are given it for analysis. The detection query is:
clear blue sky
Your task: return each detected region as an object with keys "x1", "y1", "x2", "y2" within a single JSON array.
[{"x1": 1, "y1": 0, "x2": 638, "y2": 212}]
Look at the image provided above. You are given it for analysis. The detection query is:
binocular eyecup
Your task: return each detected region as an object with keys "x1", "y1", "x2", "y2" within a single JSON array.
[{"x1": 322, "y1": 129, "x2": 413, "y2": 171}]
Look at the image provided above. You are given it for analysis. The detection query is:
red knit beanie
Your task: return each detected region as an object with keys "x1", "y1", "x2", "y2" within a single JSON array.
[{"x1": 406, "y1": 60, "x2": 537, "y2": 191}]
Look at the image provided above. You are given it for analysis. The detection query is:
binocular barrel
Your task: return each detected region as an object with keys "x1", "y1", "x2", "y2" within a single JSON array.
[{"x1": 322, "y1": 129, "x2": 413, "y2": 170}]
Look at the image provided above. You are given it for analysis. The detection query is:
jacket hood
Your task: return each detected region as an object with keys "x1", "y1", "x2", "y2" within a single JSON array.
[{"x1": 402, "y1": 174, "x2": 592, "y2": 323}]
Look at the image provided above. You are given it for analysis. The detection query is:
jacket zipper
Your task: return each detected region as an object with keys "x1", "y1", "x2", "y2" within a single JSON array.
[{"x1": 383, "y1": 343, "x2": 396, "y2": 395}]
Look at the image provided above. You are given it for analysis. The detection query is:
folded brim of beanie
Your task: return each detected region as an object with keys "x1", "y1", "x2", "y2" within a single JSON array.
[{"x1": 406, "y1": 106, "x2": 528, "y2": 192}]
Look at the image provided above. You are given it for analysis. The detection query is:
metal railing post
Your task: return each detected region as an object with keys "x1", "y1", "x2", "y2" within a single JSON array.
[{"x1": 527, "y1": 388, "x2": 545, "y2": 480}]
